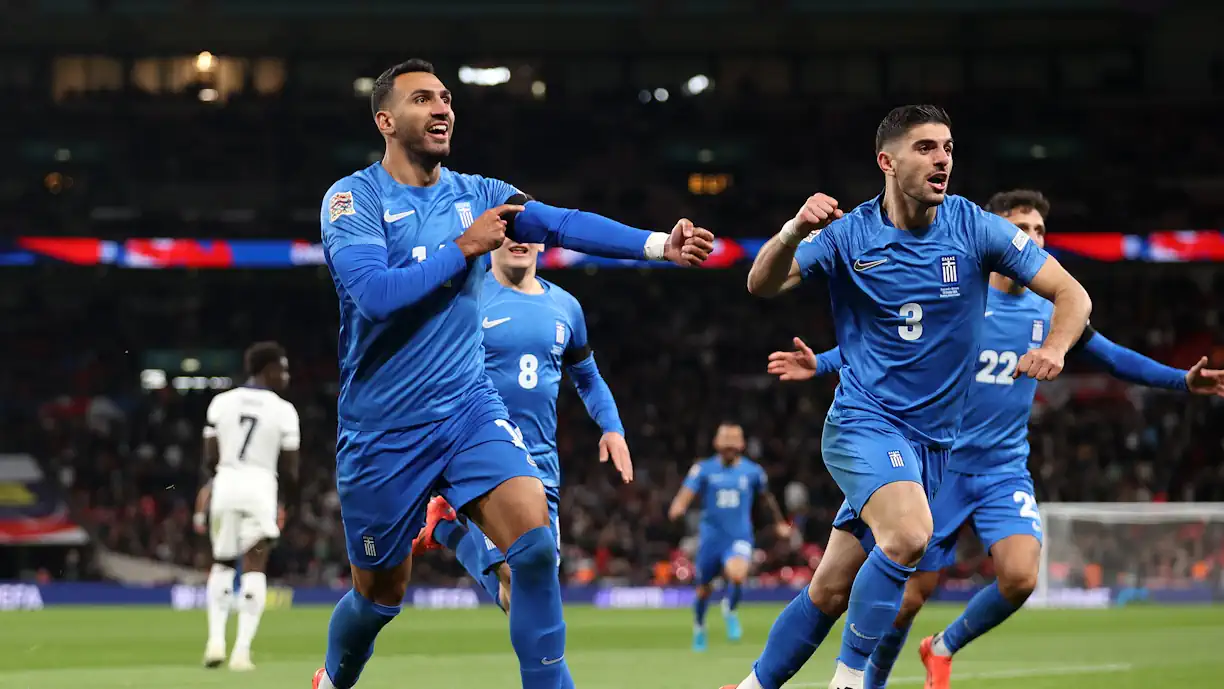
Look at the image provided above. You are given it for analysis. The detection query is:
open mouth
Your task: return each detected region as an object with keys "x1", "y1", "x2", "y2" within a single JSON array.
[
  {"x1": 426, "y1": 122, "x2": 449, "y2": 141},
  {"x1": 508, "y1": 245, "x2": 530, "y2": 256},
  {"x1": 927, "y1": 172, "x2": 948, "y2": 193}
]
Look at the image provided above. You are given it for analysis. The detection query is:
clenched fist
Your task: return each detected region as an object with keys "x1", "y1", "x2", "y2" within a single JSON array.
[
  {"x1": 794, "y1": 193, "x2": 843, "y2": 235},
  {"x1": 1015, "y1": 346, "x2": 1065, "y2": 381},
  {"x1": 665, "y1": 218, "x2": 716, "y2": 267},
  {"x1": 455, "y1": 204, "x2": 524, "y2": 258}
]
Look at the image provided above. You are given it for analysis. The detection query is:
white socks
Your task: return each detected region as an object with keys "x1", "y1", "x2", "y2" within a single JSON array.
[
  {"x1": 828, "y1": 661, "x2": 864, "y2": 689},
  {"x1": 233, "y1": 572, "x2": 268, "y2": 655},
  {"x1": 736, "y1": 671, "x2": 765, "y2": 689},
  {"x1": 931, "y1": 631, "x2": 953, "y2": 657},
  {"x1": 206, "y1": 563, "x2": 236, "y2": 650}
]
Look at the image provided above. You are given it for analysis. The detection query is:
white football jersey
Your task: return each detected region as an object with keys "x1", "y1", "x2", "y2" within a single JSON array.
[{"x1": 203, "y1": 386, "x2": 300, "y2": 477}]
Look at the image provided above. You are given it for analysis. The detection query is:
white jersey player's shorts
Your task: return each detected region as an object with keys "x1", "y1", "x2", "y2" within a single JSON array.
[{"x1": 209, "y1": 470, "x2": 280, "y2": 560}]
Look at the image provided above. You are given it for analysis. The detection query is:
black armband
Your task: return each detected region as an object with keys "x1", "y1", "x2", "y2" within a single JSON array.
[
  {"x1": 1068, "y1": 322, "x2": 1097, "y2": 355},
  {"x1": 563, "y1": 344, "x2": 592, "y2": 367}
]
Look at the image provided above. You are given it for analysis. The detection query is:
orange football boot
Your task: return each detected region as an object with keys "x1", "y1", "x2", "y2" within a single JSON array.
[
  {"x1": 411, "y1": 495, "x2": 458, "y2": 555},
  {"x1": 918, "y1": 635, "x2": 953, "y2": 689}
]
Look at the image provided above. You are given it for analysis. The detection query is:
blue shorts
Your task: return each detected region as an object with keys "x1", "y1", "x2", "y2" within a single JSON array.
[
  {"x1": 823, "y1": 409, "x2": 948, "y2": 533},
  {"x1": 463, "y1": 484, "x2": 561, "y2": 575},
  {"x1": 919, "y1": 469, "x2": 1043, "y2": 571},
  {"x1": 335, "y1": 389, "x2": 541, "y2": 570},
  {"x1": 835, "y1": 469, "x2": 1042, "y2": 572},
  {"x1": 694, "y1": 537, "x2": 754, "y2": 586}
]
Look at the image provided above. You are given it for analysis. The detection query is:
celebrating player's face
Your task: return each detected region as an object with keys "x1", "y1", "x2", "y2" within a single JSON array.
[
  {"x1": 494, "y1": 239, "x2": 542, "y2": 269},
  {"x1": 886, "y1": 122, "x2": 953, "y2": 206},
  {"x1": 999, "y1": 207, "x2": 1047, "y2": 249},
  {"x1": 387, "y1": 71, "x2": 454, "y2": 159}
]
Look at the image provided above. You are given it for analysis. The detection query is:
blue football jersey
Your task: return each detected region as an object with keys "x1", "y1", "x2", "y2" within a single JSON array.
[
  {"x1": 948, "y1": 287, "x2": 1054, "y2": 474},
  {"x1": 479, "y1": 274, "x2": 587, "y2": 487},
  {"x1": 320, "y1": 164, "x2": 520, "y2": 430},
  {"x1": 795, "y1": 194, "x2": 1049, "y2": 447},
  {"x1": 683, "y1": 456, "x2": 768, "y2": 544}
]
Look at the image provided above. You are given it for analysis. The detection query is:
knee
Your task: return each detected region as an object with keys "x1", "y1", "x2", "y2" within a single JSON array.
[
  {"x1": 996, "y1": 566, "x2": 1038, "y2": 605},
  {"x1": 808, "y1": 573, "x2": 852, "y2": 617},
  {"x1": 505, "y1": 526, "x2": 557, "y2": 576},
  {"x1": 352, "y1": 562, "x2": 411, "y2": 608},
  {"x1": 695, "y1": 584, "x2": 712, "y2": 600},
  {"x1": 876, "y1": 526, "x2": 932, "y2": 567}
]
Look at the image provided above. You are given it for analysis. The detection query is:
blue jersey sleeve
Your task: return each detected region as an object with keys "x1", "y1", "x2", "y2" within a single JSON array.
[
  {"x1": 321, "y1": 177, "x2": 386, "y2": 253},
  {"x1": 322, "y1": 177, "x2": 467, "y2": 322},
  {"x1": 755, "y1": 463, "x2": 770, "y2": 495},
  {"x1": 974, "y1": 211, "x2": 1049, "y2": 285},
  {"x1": 512, "y1": 201, "x2": 654, "y2": 259},
  {"x1": 563, "y1": 295, "x2": 625, "y2": 435},
  {"x1": 1077, "y1": 328, "x2": 1189, "y2": 391},
  {"x1": 815, "y1": 346, "x2": 843, "y2": 376},
  {"x1": 682, "y1": 462, "x2": 705, "y2": 493},
  {"x1": 793, "y1": 223, "x2": 841, "y2": 279},
  {"x1": 478, "y1": 176, "x2": 522, "y2": 208}
]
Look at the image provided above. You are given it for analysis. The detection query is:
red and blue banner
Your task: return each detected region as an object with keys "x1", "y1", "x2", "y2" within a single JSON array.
[
  {"x1": 3, "y1": 232, "x2": 1223, "y2": 269},
  {"x1": 0, "y1": 455, "x2": 88, "y2": 546}
]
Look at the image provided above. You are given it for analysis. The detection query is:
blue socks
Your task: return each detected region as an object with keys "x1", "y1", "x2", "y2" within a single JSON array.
[
  {"x1": 323, "y1": 589, "x2": 400, "y2": 689},
  {"x1": 751, "y1": 589, "x2": 838, "y2": 689},
  {"x1": 837, "y1": 546, "x2": 915, "y2": 671},
  {"x1": 694, "y1": 593, "x2": 710, "y2": 627},
  {"x1": 941, "y1": 581, "x2": 1019, "y2": 654},
  {"x1": 453, "y1": 527, "x2": 507, "y2": 610},
  {"x1": 726, "y1": 582, "x2": 743, "y2": 611},
  {"x1": 506, "y1": 526, "x2": 570, "y2": 689},
  {"x1": 864, "y1": 622, "x2": 911, "y2": 689}
]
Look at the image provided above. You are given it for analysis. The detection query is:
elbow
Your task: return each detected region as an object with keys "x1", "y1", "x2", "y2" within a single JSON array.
[
  {"x1": 352, "y1": 298, "x2": 390, "y2": 323},
  {"x1": 746, "y1": 271, "x2": 779, "y2": 298}
]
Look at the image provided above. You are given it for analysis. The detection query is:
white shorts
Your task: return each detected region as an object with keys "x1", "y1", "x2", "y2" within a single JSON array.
[{"x1": 209, "y1": 472, "x2": 279, "y2": 561}]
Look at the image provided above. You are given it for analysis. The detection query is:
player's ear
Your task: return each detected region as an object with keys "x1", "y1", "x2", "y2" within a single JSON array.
[
  {"x1": 876, "y1": 149, "x2": 895, "y2": 177},
  {"x1": 374, "y1": 110, "x2": 395, "y2": 137}
]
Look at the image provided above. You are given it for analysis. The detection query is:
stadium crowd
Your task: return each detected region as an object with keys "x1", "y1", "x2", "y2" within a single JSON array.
[{"x1": 4, "y1": 266, "x2": 1222, "y2": 586}]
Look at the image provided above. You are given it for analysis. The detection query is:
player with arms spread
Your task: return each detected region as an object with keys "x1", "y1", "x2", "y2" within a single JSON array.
[
  {"x1": 767, "y1": 189, "x2": 1224, "y2": 689},
  {"x1": 316, "y1": 59, "x2": 714, "y2": 689},
  {"x1": 721, "y1": 105, "x2": 1093, "y2": 689},
  {"x1": 668, "y1": 423, "x2": 790, "y2": 651},
  {"x1": 199, "y1": 342, "x2": 300, "y2": 672},
  {"x1": 412, "y1": 236, "x2": 633, "y2": 612}
]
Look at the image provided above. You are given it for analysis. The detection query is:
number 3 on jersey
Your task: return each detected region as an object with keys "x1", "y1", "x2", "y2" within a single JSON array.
[{"x1": 898, "y1": 302, "x2": 923, "y2": 341}]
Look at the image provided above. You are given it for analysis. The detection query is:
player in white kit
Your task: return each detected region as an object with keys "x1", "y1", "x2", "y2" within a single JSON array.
[{"x1": 197, "y1": 342, "x2": 301, "y2": 671}]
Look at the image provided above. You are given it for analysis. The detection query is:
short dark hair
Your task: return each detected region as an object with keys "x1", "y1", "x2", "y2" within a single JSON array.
[
  {"x1": 875, "y1": 105, "x2": 952, "y2": 152},
  {"x1": 986, "y1": 189, "x2": 1050, "y2": 220},
  {"x1": 370, "y1": 58, "x2": 436, "y2": 117},
  {"x1": 244, "y1": 341, "x2": 286, "y2": 378}
]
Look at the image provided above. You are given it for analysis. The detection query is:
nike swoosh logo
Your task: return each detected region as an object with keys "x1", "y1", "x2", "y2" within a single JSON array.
[
  {"x1": 541, "y1": 656, "x2": 565, "y2": 666},
  {"x1": 384, "y1": 209, "x2": 416, "y2": 222},
  {"x1": 849, "y1": 624, "x2": 879, "y2": 641},
  {"x1": 482, "y1": 317, "x2": 512, "y2": 329},
  {"x1": 853, "y1": 258, "x2": 888, "y2": 272}
]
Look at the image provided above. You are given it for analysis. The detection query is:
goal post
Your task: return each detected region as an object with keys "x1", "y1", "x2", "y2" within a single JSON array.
[{"x1": 1032, "y1": 502, "x2": 1224, "y2": 608}]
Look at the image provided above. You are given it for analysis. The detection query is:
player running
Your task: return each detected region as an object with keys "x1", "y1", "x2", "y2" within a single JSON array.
[
  {"x1": 721, "y1": 105, "x2": 1092, "y2": 689},
  {"x1": 316, "y1": 58, "x2": 713, "y2": 689},
  {"x1": 668, "y1": 423, "x2": 790, "y2": 651},
  {"x1": 199, "y1": 342, "x2": 300, "y2": 671},
  {"x1": 766, "y1": 189, "x2": 1224, "y2": 689},
  {"x1": 411, "y1": 236, "x2": 633, "y2": 612}
]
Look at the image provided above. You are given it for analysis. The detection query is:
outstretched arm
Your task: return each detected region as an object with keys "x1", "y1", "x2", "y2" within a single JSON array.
[
  {"x1": 766, "y1": 338, "x2": 842, "y2": 381},
  {"x1": 1076, "y1": 327, "x2": 1224, "y2": 396},
  {"x1": 509, "y1": 196, "x2": 713, "y2": 266}
]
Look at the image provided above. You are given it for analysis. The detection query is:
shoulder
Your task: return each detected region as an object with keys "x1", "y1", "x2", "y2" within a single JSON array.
[
  {"x1": 544, "y1": 280, "x2": 582, "y2": 317},
  {"x1": 323, "y1": 169, "x2": 380, "y2": 220},
  {"x1": 445, "y1": 169, "x2": 520, "y2": 198}
]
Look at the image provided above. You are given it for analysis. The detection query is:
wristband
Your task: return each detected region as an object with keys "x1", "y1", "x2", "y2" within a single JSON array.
[
  {"x1": 643, "y1": 232, "x2": 669, "y2": 261},
  {"x1": 192, "y1": 512, "x2": 206, "y2": 529},
  {"x1": 778, "y1": 218, "x2": 807, "y2": 247}
]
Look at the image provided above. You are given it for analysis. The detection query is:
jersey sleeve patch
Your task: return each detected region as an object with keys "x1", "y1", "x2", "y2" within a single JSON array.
[
  {"x1": 687, "y1": 464, "x2": 701, "y2": 479},
  {"x1": 1011, "y1": 228, "x2": 1030, "y2": 251},
  {"x1": 328, "y1": 191, "x2": 356, "y2": 223}
]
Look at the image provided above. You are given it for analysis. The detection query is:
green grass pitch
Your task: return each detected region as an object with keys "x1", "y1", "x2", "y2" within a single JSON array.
[{"x1": 2, "y1": 603, "x2": 1221, "y2": 688}]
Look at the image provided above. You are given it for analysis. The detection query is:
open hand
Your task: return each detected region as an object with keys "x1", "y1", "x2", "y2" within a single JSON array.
[
  {"x1": 767, "y1": 337, "x2": 819, "y2": 382},
  {"x1": 599, "y1": 431, "x2": 634, "y2": 483}
]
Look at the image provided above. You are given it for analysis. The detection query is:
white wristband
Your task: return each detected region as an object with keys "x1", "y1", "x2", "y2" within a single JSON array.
[
  {"x1": 643, "y1": 232, "x2": 669, "y2": 261},
  {"x1": 192, "y1": 512, "x2": 206, "y2": 529},
  {"x1": 778, "y1": 218, "x2": 806, "y2": 248}
]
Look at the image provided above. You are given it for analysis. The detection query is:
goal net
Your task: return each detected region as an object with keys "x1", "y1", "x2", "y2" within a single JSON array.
[{"x1": 1032, "y1": 502, "x2": 1224, "y2": 608}]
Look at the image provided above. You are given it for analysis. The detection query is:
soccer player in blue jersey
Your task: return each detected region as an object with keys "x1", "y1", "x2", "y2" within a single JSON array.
[
  {"x1": 767, "y1": 188, "x2": 1224, "y2": 689},
  {"x1": 668, "y1": 423, "x2": 790, "y2": 651},
  {"x1": 720, "y1": 106, "x2": 1093, "y2": 689},
  {"x1": 410, "y1": 236, "x2": 634, "y2": 612},
  {"x1": 315, "y1": 58, "x2": 713, "y2": 689}
]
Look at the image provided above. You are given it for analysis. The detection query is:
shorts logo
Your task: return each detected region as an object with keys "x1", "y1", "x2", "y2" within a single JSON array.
[
  {"x1": 455, "y1": 201, "x2": 474, "y2": 228},
  {"x1": 484, "y1": 536, "x2": 497, "y2": 551},
  {"x1": 328, "y1": 191, "x2": 355, "y2": 222},
  {"x1": 362, "y1": 534, "x2": 377, "y2": 558},
  {"x1": 888, "y1": 450, "x2": 904, "y2": 468}
]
